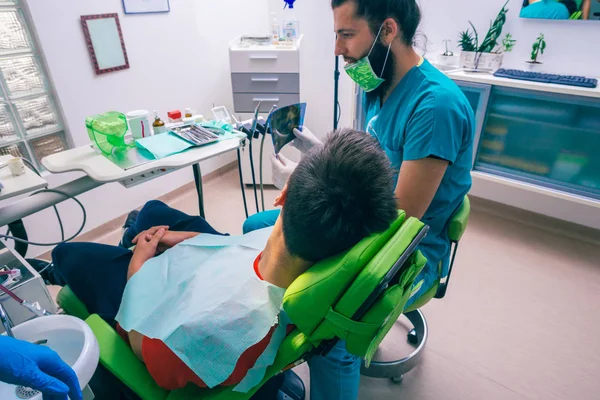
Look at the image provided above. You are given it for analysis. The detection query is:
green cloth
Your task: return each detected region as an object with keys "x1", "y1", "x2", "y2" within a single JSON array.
[{"x1": 135, "y1": 130, "x2": 245, "y2": 159}]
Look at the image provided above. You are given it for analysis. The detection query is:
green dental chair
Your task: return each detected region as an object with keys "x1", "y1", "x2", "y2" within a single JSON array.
[
  {"x1": 56, "y1": 210, "x2": 432, "y2": 400},
  {"x1": 361, "y1": 196, "x2": 471, "y2": 383}
]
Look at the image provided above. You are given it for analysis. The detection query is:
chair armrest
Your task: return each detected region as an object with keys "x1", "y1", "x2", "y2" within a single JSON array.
[{"x1": 85, "y1": 314, "x2": 169, "y2": 400}]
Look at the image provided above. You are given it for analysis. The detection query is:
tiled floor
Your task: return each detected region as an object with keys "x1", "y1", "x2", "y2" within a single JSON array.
[{"x1": 87, "y1": 168, "x2": 600, "y2": 400}]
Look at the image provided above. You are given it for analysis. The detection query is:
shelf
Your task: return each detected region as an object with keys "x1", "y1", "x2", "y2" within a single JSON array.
[{"x1": 487, "y1": 113, "x2": 600, "y2": 136}]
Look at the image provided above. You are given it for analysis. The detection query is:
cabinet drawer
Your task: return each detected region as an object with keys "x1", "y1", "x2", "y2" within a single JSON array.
[
  {"x1": 233, "y1": 93, "x2": 300, "y2": 113},
  {"x1": 231, "y1": 73, "x2": 299, "y2": 94},
  {"x1": 230, "y1": 49, "x2": 299, "y2": 73}
]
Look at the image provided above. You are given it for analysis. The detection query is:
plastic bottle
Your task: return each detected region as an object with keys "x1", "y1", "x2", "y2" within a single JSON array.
[
  {"x1": 152, "y1": 110, "x2": 166, "y2": 134},
  {"x1": 270, "y1": 12, "x2": 281, "y2": 45},
  {"x1": 282, "y1": 0, "x2": 299, "y2": 43}
]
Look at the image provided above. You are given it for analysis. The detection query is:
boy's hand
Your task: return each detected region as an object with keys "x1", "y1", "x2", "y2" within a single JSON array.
[
  {"x1": 132, "y1": 225, "x2": 169, "y2": 245},
  {"x1": 158, "y1": 231, "x2": 199, "y2": 252},
  {"x1": 132, "y1": 228, "x2": 167, "y2": 264}
]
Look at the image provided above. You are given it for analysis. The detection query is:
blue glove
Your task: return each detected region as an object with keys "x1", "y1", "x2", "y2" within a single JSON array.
[{"x1": 0, "y1": 336, "x2": 82, "y2": 400}]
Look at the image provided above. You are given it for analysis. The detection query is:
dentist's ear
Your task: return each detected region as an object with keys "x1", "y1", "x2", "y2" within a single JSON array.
[{"x1": 274, "y1": 183, "x2": 289, "y2": 207}]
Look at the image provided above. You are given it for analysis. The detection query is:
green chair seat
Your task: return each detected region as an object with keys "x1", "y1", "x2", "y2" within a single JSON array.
[{"x1": 58, "y1": 210, "x2": 431, "y2": 400}]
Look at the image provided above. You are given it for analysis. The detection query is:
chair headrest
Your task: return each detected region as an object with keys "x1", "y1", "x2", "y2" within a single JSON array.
[
  {"x1": 283, "y1": 211, "x2": 406, "y2": 336},
  {"x1": 283, "y1": 212, "x2": 428, "y2": 363}
]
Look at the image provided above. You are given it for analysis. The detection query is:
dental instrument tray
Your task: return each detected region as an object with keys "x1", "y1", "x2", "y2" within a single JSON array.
[{"x1": 169, "y1": 124, "x2": 220, "y2": 147}]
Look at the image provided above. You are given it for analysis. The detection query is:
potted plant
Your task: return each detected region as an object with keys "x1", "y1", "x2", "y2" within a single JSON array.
[
  {"x1": 458, "y1": 1, "x2": 513, "y2": 72},
  {"x1": 527, "y1": 33, "x2": 546, "y2": 70}
]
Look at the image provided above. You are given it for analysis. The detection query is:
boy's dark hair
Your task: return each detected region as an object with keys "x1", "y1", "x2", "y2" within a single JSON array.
[
  {"x1": 282, "y1": 129, "x2": 397, "y2": 262},
  {"x1": 331, "y1": 0, "x2": 422, "y2": 46}
]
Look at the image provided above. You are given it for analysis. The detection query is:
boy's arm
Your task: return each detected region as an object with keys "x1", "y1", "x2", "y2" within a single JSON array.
[{"x1": 127, "y1": 227, "x2": 167, "y2": 280}]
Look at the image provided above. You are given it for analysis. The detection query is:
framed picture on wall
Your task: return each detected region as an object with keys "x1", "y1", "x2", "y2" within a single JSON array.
[
  {"x1": 81, "y1": 14, "x2": 130, "y2": 75},
  {"x1": 122, "y1": 0, "x2": 170, "y2": 14}
]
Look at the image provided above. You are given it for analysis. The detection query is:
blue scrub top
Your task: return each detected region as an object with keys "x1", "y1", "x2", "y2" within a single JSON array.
[
  {"x1": 364, "y1": 59, "x2": 474, "y2": 282},
  {"x1": 519, "y1": 0, "x2": 570, "y2": 19}
]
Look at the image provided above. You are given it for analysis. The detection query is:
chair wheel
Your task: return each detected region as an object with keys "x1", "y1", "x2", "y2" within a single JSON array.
[
  {"x1": 391, "y1": 376, "x2": 404, "y2": 384},
  {"x1": 407, "y1": 328, "x2": 418, "y2": 345}
]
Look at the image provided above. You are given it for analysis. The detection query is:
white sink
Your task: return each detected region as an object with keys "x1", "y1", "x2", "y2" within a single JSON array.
[{"x1": 0, "y1": 315, "x2": 99, "y2": 400}]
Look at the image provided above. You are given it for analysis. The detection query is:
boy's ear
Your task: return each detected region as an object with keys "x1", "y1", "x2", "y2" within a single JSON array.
[{"x1": 274, "y1": 183, "x2": 288, "y2": 207}]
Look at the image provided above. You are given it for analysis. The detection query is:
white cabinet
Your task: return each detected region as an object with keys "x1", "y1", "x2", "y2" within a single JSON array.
[{"x1": 229, "y1": 37, "x2": 302, "y2": 185}]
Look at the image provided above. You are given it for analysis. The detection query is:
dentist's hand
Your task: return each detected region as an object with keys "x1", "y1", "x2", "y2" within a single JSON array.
[
  {"x1": 271, "y1": 153, "x2": 297, "y2": 190},
  {"x1": 0, "y1": 336, "x2": 82, "y2": 400},
  {"x1": 292, "y1": 126, "x2": 322, "y2": 154}
]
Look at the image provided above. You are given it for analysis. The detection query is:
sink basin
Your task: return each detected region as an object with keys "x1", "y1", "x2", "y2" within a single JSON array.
[{"x1": 0, "y1": 315, "x2": 99, "y2": 400}]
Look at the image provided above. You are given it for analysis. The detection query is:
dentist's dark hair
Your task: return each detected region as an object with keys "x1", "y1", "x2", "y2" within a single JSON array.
[
  {"x1": 282, "y1": 129, "x2": 397, "y2": 262},
  {"x1": 331, "y1": 0, "x2": 422, "y2": 46}
]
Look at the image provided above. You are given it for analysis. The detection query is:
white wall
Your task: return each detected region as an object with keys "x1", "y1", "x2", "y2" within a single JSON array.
[
  {"x1": 420, "y1": 0, "x2": 600, "y2": 77},
  {"x1": 290, "y1": 1, "x2": 355, "y2": 137},
  {"x1": 14, "y1": 0, "x2": 352, "y2": 256}
]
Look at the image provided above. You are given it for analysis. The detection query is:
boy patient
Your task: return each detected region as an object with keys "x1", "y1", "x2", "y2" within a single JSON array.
[{"x1": 50, "y1": 129, "x2": 397, "y2": 391}]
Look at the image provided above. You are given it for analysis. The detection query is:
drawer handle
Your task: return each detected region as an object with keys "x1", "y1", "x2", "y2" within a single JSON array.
[
  {"x1": 253, "y1": 97, "x2": 280, "y2": 102},
  {"x1": 250, "y1": 56, "x2": 278, "y2": 60},
  {"x1": 251, "y1": 78, "x2": 279, "y2": 82}
]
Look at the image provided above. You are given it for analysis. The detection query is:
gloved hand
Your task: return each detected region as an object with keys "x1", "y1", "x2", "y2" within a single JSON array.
[
  {"x1": 0, "y1": 336, "x2": 82, "y2": 400},
  {"x1": 292, "y1": 126, "x2": 322, "y2": 154},
  {"x1": 271, "y1": 153, "x2": 297, "y2": 190}
]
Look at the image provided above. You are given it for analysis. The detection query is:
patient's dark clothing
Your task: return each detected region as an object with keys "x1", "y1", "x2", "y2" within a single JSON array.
[
  {"x1": 50, "y1": 200, "x2": 284, "y2": 399},
  {"x1": 50, "y1": 200, "x2": 225, "y2": 326}
]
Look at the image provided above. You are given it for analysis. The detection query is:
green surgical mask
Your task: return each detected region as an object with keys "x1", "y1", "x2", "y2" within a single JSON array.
[{"x1": 344, "y1": 24, "x2": 392, "y2": 93}]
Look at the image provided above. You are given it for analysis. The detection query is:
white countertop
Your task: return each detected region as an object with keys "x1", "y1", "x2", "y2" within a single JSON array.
[
  {"x1": 446, "y1": 70, "x2": 600, "y2": 99},
  {"x1": 230, "y1": 35, "x2": 303, "y2": 51},
  {"x1": 42, "y1": 137, "x2": 243, "y2": 183},
  {"x1": 0, "y1": 155, "x2": 48, "y2": 201}
]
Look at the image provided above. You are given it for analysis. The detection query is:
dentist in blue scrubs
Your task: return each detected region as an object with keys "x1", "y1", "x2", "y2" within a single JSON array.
[{"x1": 244, "y1": 0, "x2": 475, "y2": 399}]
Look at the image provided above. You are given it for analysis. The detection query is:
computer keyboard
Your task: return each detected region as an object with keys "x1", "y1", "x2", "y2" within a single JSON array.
[{"x1": 493, "y1": 69, "x2": 598, "y2": 89}]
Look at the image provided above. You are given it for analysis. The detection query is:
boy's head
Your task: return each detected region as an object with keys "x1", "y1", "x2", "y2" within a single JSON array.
[{"x1": 275, "y1": 129, "x2": 397, "y2": 262}]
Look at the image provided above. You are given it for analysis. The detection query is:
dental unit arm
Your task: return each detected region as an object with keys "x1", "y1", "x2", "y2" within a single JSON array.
[{"x1": 0, "y1": 269, "x2": 53, "y2": 318}]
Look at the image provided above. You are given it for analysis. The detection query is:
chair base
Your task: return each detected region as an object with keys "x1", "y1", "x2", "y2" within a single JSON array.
[{"x1": 360, "y1": 309, "x2": 428, "y2": 383}]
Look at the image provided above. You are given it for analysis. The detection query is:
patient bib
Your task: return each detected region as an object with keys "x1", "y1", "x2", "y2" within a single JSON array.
[{"x1": 115, "y1": 227, "x2": 287, "y2": 388}]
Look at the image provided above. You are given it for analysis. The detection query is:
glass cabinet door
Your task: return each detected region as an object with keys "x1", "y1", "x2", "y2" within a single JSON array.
[
  {"x1": 475, "y1": 87, "x2": 600, "y2": 200},
  {"x1": 455, "y1": 81, "x2": 492, "y2": 162}
]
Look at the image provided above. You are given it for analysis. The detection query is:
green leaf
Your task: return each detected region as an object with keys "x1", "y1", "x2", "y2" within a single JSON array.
[{"x1": 468, "y1": 21, "x2": 479, "y2": 51}]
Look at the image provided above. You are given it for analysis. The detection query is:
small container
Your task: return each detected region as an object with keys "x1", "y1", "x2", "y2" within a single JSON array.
[
  {"x1": 182, "y1": 117, "x2": 195, "y2": 125},
  {"x1": 192, "y1": 114, "x2": 206, "y2": 123},
  {"x1": 152, "y1": 110, "x2": 166, "y2": 134},
  {"x1": 168, "y1": 110, "x2": 182, "y2": 123},
  {"x1": 184, "y1": 108, "x2": 193, "y2": 118},
  {"x1": 7, "y1": 157, "x2": 25, "y2": 177},
  {"x1": 270, "y1": 12, "x2": 280, "y2": 45},
  {"x1": 126, "y1": 110, "x2": 151, "y2": 140}
]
